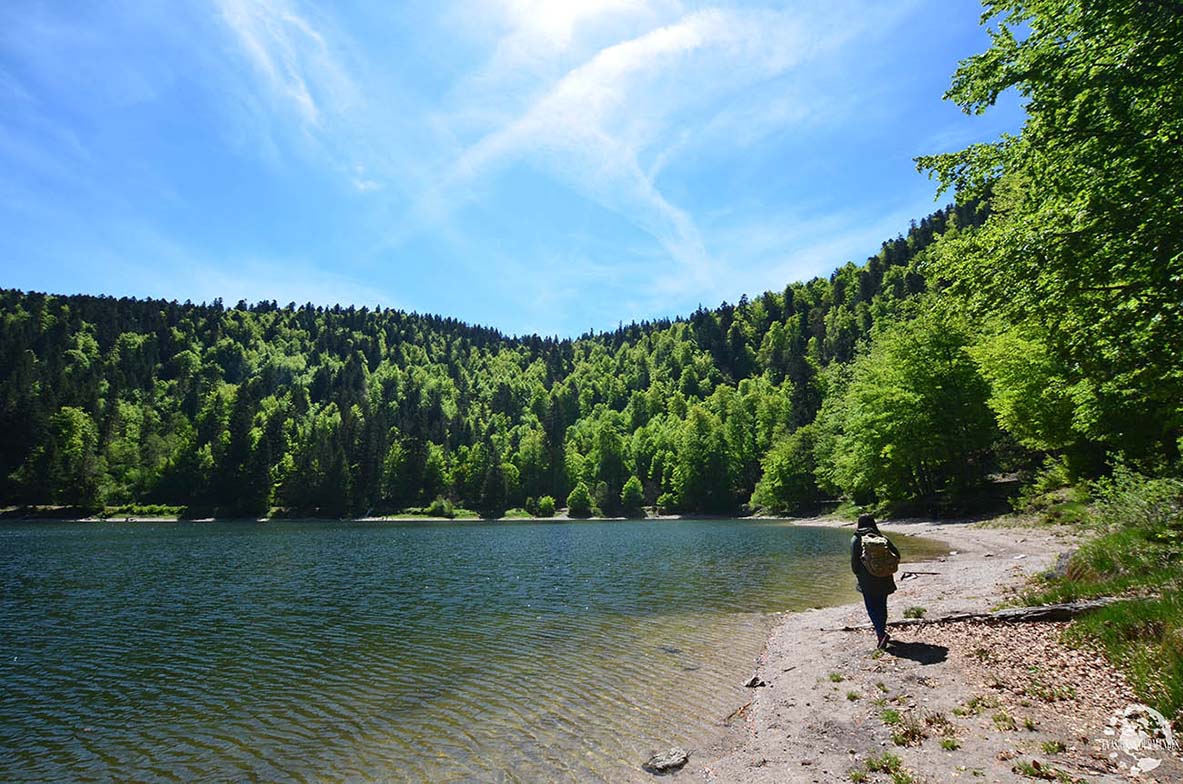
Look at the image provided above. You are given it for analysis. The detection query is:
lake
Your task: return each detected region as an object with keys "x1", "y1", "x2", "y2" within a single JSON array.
[{"x1": 0, "y1": 518, "x2": 944, "y2": 782}]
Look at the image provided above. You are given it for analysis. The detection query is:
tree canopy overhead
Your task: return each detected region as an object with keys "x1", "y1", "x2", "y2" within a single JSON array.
[{"x1": 917, "y1": 0, "x2": 1183, "y2": 466}]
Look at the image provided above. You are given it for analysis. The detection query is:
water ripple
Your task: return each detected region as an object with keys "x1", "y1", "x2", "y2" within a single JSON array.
[{"x1": 0, "y1": 519, "x2": 945, "y2": 782}]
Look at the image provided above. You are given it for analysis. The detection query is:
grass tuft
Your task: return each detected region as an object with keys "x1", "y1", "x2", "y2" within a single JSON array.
[
  {"x1": 865, "y1": 752, "x2": 902, "y2": 773},
  {"x1": 992, "y1": 710, "x2": 1017, "y2": 731}
]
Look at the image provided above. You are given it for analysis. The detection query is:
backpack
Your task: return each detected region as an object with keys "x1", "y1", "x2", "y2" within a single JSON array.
[{"x1": 860, "y1": 533, "x2": 899, "y2": 577}]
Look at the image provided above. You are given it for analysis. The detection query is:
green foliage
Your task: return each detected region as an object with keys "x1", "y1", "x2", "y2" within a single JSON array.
[
  {"x1": 751, "y1": 424, "x2": 819, "y2": 514},
  {"x1": 967, "y1": 326, "x2": 1077, "y2": 453},
  {"x1": 424, "y1": 496, "x2": 455, "y2": 519},
  {"x1": 566, "y1": 482, "x2": 592, "y2": 518},
  {"x1": 1091, "y1": 466, "x2": 1183, "y2": 542},
  {"x1": 1023, "y1": 469, "x2": 1183, "y2": 727},
  {"x1": 816, "y1": 304, "x2": 997, "y2": 504},
  {"x1": 536, "y1": 495, "x2": 556, "y2": 518},
  {"x1": 890, "y1": 711, "x2": 927, "y2": 747},
  {"x1": 620, "y1": 475, "x2": 644, "y2": 516},
  {"x1": 918, "y1": 0, "x2": 1183, "y2": 466},
  {"x1": 864, "y1": 752, "x2": 902, "y2": 773},
  {"x1": 0, "y1": 202, "x2": 981, "y2": 517},
  {"x1": 671, "y1": 405, "x2": 732, "y2": 513}
]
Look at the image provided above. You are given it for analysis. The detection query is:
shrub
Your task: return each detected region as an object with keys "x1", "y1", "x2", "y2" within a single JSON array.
[
  {"x1": 1090, "y1": 465, "x2": 1183, "y2": 540},
  {"x1": 566, "y1": 482, "x2": 592, "y2": 518},
  {"x1": 620, "y1": 476, "x2": 645, "y2": 516},
  {"x1": 536, "y1": 495, "x2": 555, "y2": 518},
  {"x1": 426, "y1": 496, "x2": 454, "y2": 519}
]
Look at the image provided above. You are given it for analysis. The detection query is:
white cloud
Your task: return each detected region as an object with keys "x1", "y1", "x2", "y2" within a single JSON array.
[
  {"x1": 439, "y1": 3, "x2": 903, "y2": 297},
  {"x1": 214, "y1": 0, "x2": 356, "y2": 129}
]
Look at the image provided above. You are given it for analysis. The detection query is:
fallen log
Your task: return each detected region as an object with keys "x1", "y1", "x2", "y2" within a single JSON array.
[{"x1": 828, "y1": 597, "x2": 1122, "y2": 632}]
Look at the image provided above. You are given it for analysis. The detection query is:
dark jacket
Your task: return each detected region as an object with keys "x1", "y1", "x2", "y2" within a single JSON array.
[{"x1": 851, "y1": 529, "x2": 900, "y2": 595}]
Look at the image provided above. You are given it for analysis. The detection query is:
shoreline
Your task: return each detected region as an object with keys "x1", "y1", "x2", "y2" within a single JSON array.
[
  {"x1": 0, "y1": 511, "x2": 822, "y2": 524},
  {"x1": 695, "y1": 516, "x2": 1181, "y2": 783}
]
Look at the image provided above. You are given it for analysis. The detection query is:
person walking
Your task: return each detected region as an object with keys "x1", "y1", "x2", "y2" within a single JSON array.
[{"x1": 851, "y1": 514, "x2": 900, "y2": 649}]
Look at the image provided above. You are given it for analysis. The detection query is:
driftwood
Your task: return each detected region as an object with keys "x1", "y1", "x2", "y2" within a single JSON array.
[
  {"x1": 829, "y1": 597, "x2": 1122, "y2": 632},
  {"x1": 724, "y1": 701, "x2": 752, "y2": 725}
]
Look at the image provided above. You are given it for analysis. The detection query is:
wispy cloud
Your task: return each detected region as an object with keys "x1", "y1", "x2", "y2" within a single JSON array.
[
  {"x1": 3, "y1": 0, "x2": 979, "y2": 336},
  {"x1": 214, "y1": 0, "x2": 355, "y2": 129},
  {"x1": 436, "y1": 3, "x2": 912, "y2": 298}
]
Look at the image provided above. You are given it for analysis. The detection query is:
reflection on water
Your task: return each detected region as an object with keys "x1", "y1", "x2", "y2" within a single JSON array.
[{"x1": 0, "y1": 519, "x2": 944, "y2": 782}]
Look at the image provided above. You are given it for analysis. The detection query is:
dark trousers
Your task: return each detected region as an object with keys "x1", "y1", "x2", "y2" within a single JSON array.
[{"x1": 862, "y1": 591, "x2": 889, "y2": 639}]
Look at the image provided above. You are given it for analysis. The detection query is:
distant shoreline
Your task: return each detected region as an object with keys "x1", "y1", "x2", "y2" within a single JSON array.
[{"x1": 0, "y1": 508, "x2": 824, "y2": 525}]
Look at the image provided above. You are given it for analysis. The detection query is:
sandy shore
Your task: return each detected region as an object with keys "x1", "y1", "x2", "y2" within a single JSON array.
[{"x1": 684, "y1": 517, "x2": 1182, "y2": 784}]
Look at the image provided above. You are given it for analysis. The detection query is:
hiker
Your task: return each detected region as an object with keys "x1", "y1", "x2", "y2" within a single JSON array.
[{"x1": 851, "y1": 513, "x2": 900, "y2": 649}]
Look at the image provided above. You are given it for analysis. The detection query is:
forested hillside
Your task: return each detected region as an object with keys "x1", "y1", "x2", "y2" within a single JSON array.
[
  {"x1": 2, "y1": 0, "x2": 1179, "y2": 520},
  {"x1": 0, "y1": 204, "x2": 979, "y2": 517}
]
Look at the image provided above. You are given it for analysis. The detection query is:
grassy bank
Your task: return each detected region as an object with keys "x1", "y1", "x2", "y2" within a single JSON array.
[{"x1": 1020, "y1": 468, "x2": 1183, "y2": 729}]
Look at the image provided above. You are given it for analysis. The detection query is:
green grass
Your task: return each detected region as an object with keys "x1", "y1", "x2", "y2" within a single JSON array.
[
  {"x1": 887, "y1": 710, "x2": 927, "y2": 747},
  {"x1": 1011, "y1": 760, "x2": 1054, "y2": 780},
  {"x1": 940, "y1": 737, "x2": 960, "y2": 751},
  {"x1": 499, "y1": 507, "x2": 533, "y2": 519},
  {"x1": 848, "y1": 770, "x2": 868, "y2": 783},
  {"x1": 1022, "y1": 525, "x2": 1178, "y2": 604},
  {"x1": 881, "y1": 708, "x2": 901, "y2": 725},
  {"x1": 1040, "y1": 740, "x2": 1066, "y2": 755},
  {"x1": 864, "y1": 752, "x2": 902, "y2": 773},
  {"x1": 1024, "y1": 677, "x2": 1076, "y2": 702},
  {"x1": 1064, "y1": 592, "x2": 1183, "y2": 727},
  {"x1": 847, "y1": 690, "x2": 860, "y2": 701},
  {"x1": 1017, "y1": 470, "x2": 1183, "y2": 729},
  {"x1": 953, "y1": 694, "x2": 998, "y2": 717},
  {"x1": 903, "y1": 606, "x2": 927, "y2": 619},
  {"x1": 828, "y1": 672, "x2": 845, "y2": 682},
  {"x1": 992, "y1": 710, "x2": 1017, "y2": 731},
  {"x1": 1011, "y1": 760, "x2": 1083, "y2": 782}
]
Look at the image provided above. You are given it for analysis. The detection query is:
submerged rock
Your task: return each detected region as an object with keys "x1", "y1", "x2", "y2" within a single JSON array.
[{"x1": 643, "y1": 747, "x2": 689, "y2": 774}]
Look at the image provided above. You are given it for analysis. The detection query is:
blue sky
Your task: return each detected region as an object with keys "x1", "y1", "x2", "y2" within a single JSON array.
[{"x1": 0, "y1": 1, "x2": 1023, "y2": 337}]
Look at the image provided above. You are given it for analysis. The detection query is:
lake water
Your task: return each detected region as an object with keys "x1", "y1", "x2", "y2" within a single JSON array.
[{"x1": 0, "y1": 518, "x2": 944, "y2": 782}]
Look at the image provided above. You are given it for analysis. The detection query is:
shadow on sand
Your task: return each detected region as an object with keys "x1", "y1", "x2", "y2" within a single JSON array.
[{"x1": 886, "y1": 640, "x2": 948, "y2": 665}]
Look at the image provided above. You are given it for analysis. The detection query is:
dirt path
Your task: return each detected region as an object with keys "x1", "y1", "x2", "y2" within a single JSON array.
[{"x1": 685, "y1": 518, "x2": 1182, "y2": 784}]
